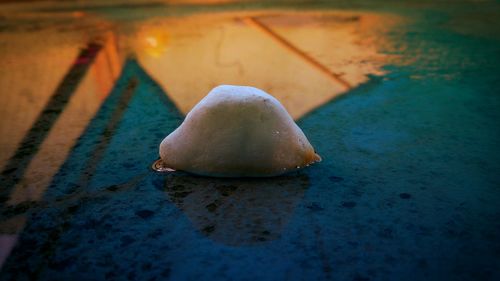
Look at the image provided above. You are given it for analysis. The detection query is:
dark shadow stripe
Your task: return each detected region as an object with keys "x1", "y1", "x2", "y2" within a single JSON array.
[
  {"x1": 77, "y1": 77, "x2": 138, "y2": 187},
  {"x1": 0, "y1": 74, "x2": 137, "y2": 222},
  {"x1": 0, "y1": 60, "x2": 181, "y2": 219},
  {"x1": 0, "y1": 43, "x2": 102, "y2": 203},
  {"x1": 0, "y1": 61, "x2": 182, "y2": 279},
  {"x1": 37, "y1": 59, "x2": 160, "y2": 199}
]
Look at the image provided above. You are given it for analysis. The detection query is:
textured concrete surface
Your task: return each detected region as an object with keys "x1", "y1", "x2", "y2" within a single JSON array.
[{"x1": 1, "y1": 1, "x2": 500, "y2": 280}]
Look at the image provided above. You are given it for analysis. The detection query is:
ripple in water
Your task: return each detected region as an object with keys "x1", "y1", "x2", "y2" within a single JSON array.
[{"x1": 151, "y1": 158, "x2": 176, "y2": 172}]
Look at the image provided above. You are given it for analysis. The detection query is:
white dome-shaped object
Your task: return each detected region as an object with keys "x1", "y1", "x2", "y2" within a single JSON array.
[{"x1": 157, "y1": 85, "x2": 321, "y2": 177}]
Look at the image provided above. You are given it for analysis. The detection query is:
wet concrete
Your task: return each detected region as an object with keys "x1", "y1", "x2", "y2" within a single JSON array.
[{"x1": 1, "y1": 1, "x2": 500, "y2": 280}]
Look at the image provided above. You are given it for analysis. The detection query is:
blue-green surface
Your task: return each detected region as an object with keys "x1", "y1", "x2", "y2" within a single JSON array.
[{"x1": 1, "y1": 1, "x2": 500, "y2": 281}]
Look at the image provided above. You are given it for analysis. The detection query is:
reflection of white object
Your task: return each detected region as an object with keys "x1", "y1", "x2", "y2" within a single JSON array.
[{"x1": 159, "y1": 85, "x2": 320, "y2": 177}]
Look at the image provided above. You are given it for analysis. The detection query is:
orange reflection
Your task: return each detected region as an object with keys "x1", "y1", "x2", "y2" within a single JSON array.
[
  {"x1": 168, "y1": 0, "x2": 239, "y2": 4},
  {"x1": 8, "y1": 32, "x2": 123, "y2": 205},
  {"x1": 93, "y1": 32, "x2": 122, "y2": 99},
  {"x1": 0, "y1": 31, "x2": 82, "y2": 170},
  {"x1": 134, "y1": 11, "x2": 400, "y2": 120},
  {"x1": 243, "y1": 16, "x2": 352, "y2": 90},
  {"x1": 135, "y1": 25, "x2": 170, "y2": 58}
]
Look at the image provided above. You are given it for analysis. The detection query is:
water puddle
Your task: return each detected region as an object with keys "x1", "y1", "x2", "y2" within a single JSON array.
[{"x1": 151, "y1": 158, "x2": 176, "y2": 173}]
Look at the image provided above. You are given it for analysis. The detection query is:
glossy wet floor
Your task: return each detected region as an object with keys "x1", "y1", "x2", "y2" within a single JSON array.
[{"x1": 1, "y1": 1, "x2": 500, "y2": 281}]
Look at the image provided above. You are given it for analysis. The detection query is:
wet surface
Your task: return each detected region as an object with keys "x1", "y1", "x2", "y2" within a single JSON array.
[{"x1": 1, "y1": 1, "x2": 500, "y2": 280}]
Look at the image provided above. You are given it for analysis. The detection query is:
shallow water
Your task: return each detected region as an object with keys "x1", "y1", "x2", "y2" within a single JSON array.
[{"x1": 0, "y1": 1, "x2": 499, "y2": 280}]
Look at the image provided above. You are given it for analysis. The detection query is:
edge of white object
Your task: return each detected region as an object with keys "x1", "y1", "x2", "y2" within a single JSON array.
[{"x1": 159, "y1": 85, "x2": 320, "y2": 177}]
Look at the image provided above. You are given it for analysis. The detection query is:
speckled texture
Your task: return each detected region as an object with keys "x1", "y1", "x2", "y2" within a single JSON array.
[{"x1": 1, "y1": 1, "x2": 500, "y2": 281}]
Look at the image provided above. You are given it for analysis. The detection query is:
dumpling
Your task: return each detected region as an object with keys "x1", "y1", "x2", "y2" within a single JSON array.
[{"x1": 157, "y1": 85, "x2": 320, "y2": 177}]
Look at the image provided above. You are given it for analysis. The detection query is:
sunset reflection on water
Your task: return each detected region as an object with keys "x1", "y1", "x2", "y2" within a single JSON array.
[
  {"x1": 0, "y1": 8, "x2": 398, "y2": 207},
  {"x1": 0, "y1": 4, "x2": 400, "y2": 273},
  {"x1": 134, "y1": 11, "x2": 399, "y2": 119}
]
